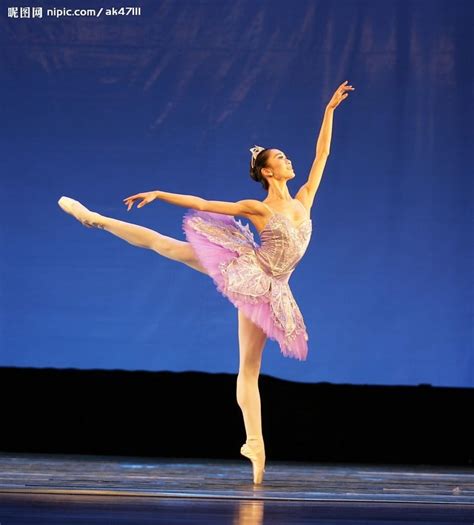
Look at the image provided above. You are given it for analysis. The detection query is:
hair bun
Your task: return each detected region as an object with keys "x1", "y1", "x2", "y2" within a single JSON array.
[{"x1": 248, "y1": 146, "x2": 270, "y2": 191}]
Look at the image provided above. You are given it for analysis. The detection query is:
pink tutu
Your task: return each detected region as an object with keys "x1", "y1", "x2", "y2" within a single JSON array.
[{"x1": 182, "y1": 209, "x2": 311, "y2": 360}]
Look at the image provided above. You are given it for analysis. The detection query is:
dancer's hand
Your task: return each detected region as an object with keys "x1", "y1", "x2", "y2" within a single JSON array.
[
  {"x1": 327, "y1": 80, "x2": 355, "y2": 109},
  {"x1": 123, "y1": 191, "x2": 157, "y2": 211}
]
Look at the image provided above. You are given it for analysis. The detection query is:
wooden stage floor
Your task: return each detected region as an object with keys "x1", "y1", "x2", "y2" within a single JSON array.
[{"x1": 0, "y1": 452, "x2": 473, "y2": 524}]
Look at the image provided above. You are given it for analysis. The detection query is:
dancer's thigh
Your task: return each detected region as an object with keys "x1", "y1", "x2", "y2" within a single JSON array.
[
  {"x1": 238, "y1": 310, "x2": 267, "y2": 374},
  {"x1": 152, "y1": 236, "x2": 208, "y2": 275}
]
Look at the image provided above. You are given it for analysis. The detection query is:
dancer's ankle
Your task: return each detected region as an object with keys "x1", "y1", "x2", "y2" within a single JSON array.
[
  {"x1": 246, "y1": 435, "x2": 264, "y2": 447},
  {"x1": 90, "y1": 212, "x2": 106, "y2": 229}
]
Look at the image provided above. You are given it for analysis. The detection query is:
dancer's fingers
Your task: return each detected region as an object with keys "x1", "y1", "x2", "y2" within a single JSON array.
[{"x1": 123, "y1": 194, "x2": 139, "y2": 202}]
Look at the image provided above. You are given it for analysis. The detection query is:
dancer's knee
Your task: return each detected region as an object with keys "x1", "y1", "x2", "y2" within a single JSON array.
[
  {"x1": 238, "y1": 362, "x2": 261, "y2": 378},
  {"x1": 151, "y1": 237, "x2": 208, "y2": 274},
  {"x1": 151, "y1": 235, "x2": 188, "y2": 261}
]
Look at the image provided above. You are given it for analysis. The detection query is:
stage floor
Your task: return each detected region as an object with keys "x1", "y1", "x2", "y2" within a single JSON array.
[{"x1": 0, "y1": 452, "x2": 473, "y2": 524}]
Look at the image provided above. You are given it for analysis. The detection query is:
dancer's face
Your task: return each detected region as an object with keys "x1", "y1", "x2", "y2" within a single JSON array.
[{"x1": 262, "y1": 149, "x2": 295, "y2": 182}]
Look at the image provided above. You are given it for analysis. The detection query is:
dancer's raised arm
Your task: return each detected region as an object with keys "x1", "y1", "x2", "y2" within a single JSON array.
[
  {"x1": 123, "y1": 190, "x2": 263, "y2": 219},
  {"x1": 295, "y1": 80, "x2": 354, "y2": 210}
]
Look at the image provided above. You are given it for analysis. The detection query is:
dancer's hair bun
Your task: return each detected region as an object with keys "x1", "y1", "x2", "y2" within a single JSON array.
[{"x1": 249, "y1": 145, "x2": 270, "y2": 191}]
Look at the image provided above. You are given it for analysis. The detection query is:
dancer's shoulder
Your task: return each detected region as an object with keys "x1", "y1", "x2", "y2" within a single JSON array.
[{"x1": 200, "y1": 198, "x2": 265, "y2": 219}]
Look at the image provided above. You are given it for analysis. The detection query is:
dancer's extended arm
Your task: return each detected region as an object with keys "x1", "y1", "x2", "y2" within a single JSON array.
[
  {"x1": 123, "y1": 190, "x2": 263, "y2": 219},
  {"x1": 295, "y1": 80, "x2": 354, "y2": 210}
]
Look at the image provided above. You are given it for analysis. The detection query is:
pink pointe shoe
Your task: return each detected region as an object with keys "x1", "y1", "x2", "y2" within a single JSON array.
[
  {"x1": 240, "y1": 439, "x2": 266, "y2": 484},
  {"x1": 58, "y1": 196, "x2": 103, "y2": 229}
]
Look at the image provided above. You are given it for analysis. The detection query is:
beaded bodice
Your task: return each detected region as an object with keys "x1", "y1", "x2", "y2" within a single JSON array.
[{"x1": 255, "y1": 210, "x2": 312, "y2": 281}]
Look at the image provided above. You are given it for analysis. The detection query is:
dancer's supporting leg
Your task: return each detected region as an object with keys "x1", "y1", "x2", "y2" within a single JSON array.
[
  {"x1": 57, "y1": 197, "x2": 208, "y2": 274},
  {"x1": 236, "y1": 309, "x2": 267, "y2": 484}
]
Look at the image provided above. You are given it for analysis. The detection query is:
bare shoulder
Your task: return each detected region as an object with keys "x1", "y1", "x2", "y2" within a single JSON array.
[
  {"x1": 200, "y1": 198, "x2": 266, "y2": 218},
  {"x1": 237, "y1": 199, "x2": 268, "y2": 218},
  {"x1": 294, "y1": 189, "x2": 312, "y2": 215},
  {"x1": 235, "y1": 199, "x2": 271, "y2": 233}
]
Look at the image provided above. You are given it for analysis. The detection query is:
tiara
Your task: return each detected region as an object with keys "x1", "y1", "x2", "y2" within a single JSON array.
[{"x1": 249, "y1": 145, "x2": 266, "y2": 169}]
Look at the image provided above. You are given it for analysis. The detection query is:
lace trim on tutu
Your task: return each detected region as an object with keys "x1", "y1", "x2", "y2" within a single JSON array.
[{"x1": 185, "y1": 211, "x2": 258, "y2": 256}]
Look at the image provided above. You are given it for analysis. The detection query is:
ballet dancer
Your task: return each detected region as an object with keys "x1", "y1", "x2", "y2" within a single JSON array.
[{"x1": 58, "y1": 80, "x2": 354, "y2": 484}]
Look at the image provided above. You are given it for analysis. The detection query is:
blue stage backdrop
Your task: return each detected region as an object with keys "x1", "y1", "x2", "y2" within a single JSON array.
[{"x1": 1, "y1": 0, "x2": 472, "y2": 387}]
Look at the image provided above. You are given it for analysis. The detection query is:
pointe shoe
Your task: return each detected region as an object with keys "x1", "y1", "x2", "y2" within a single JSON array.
[
  {"x1": 240, "y1": 440, "x2": 266, "y2": 484},
  {"x1": 58, "y1": 196, "x2": 103, "y2": 229}
]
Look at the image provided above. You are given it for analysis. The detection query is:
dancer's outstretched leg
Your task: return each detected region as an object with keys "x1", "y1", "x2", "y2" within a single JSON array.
[
  {"x1": 236, "y1": 309, "x2": 267, "y2": 484},
  {"x1": 57, "y1": 196, "x2": 207, "y2": 274}
]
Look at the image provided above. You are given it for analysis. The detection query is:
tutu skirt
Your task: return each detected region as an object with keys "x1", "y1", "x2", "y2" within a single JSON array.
[{"x1": 182, "y1": 209, "x2": 308, "y2": 360}]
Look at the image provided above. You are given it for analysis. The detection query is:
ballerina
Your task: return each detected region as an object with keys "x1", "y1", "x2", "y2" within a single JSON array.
[{"x1": 58, "y1": 81, "x2": 354, "y2": 484}]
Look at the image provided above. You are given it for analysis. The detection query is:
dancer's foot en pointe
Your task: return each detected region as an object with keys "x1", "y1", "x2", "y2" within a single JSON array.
[
  {"x1": 240, "y1": 437, "x2": 266, "y2": 484},
  {"x1": 58, "y1": 196, "x2": 104, "y2": 229}
]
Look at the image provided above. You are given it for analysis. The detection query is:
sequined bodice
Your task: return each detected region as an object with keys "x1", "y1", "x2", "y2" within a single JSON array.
[{"x1": 255, "y1": 212, "x2": 312, "y2": 281}]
